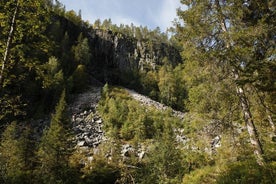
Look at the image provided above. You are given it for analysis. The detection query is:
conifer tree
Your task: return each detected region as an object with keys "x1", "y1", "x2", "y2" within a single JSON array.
[
  {"x1": 36, "y1": 89, "x2": 72, "y2": 183},
  {"x1": 145, "y1": 120, "x2": 183, "y2": 183},
  {"x1": 0, "y1": 122, "x2": 30, "y2": 183},
  {"x1": 72, "y1": 33, "x2": 91, "y2": 65},
  {"x1": 177, "y1": 0, "x2": 275, "y2": 165},
  {"x1": 158, "y1": 61, "x2": 177, "y2": 107}
]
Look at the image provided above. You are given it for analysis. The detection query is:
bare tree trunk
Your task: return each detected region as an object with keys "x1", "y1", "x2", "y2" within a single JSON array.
[
  {"x1": 268, "y1": 114, "x2": 275, "y2": 133},
  {"x1": 0, "y1": 0, "x2": 19, "y2": 88},
  {"x1": 234, "y1": 72, "x2": 264, "y2": 166},
  {"x1": 215, "y1": 0, "x2": 265, "y2": 165},
  {"x1": 267, "y1": 110, "x2": 276, "y2": 141}
]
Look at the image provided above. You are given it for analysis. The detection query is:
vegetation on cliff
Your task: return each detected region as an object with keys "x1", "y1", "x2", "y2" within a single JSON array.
[{"x1": 0, "y1": 0, "x2": 275, "y2": 183}]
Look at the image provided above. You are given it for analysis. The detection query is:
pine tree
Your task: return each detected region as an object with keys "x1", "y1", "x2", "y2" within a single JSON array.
[
  {"x1": 72, "y1": 33, "x2": 91, "y2": 65},
  {"x1": 36, "y1": 89, "x2": 72, "y2": 183},
  {"x1": 144, "y1": 120, "x2": 183, "y2": 183},
  {"x1": 158, "y1": 61, "x2": 177, "y2": 107},
  {"x1": 0, "y1": 122, "x2": 31, "y2": 183},
  {"x1": 177, "y1": 0, "x2": 275, "y2": 165}
]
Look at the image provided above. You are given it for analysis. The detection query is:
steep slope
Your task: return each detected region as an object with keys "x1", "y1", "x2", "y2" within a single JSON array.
[
  {"x1": 69, "y1": 84, "x2": 186, "y2": 150},
  {"x1": 125, "y1": 88, "x2": 185, "y2": 119}
]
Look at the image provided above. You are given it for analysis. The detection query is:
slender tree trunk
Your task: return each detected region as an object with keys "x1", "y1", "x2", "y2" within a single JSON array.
[
  {"x1": 215, "y1": 0, "x2": 264, "y2": 165},
  {"x1": 234, "y1": 72, "x2": 264, "y2": 165},
  {"x1": 267, "y1": 110, "x2": 276, "y2": 140},
  {"x1": 267, "y1": 114, "x2": 275, "y2": 134},
  {"x1": 0, "y1": 0, "x2": 19, "y2": 88}
]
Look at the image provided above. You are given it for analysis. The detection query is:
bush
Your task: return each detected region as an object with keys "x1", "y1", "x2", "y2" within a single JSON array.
[
  {"x1": 216, "y1": 160, "x2": 276, "y2": 184},
  {"x1": 182, "y1": 166, "x2": 218, "y2": 184}
]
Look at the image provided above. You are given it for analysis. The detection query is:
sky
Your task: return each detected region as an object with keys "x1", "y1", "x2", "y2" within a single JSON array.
[{"x1": 58, "y1": 0, "x2": 183, "y2": 32}]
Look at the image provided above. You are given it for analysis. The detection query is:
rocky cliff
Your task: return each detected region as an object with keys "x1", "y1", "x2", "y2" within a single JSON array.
[
  {"x1": 83, "y1": 29, "x2": 181, "y2": 83},
  {"x1": 57, "y1": 16, "x2": 181, "y2": 85}
]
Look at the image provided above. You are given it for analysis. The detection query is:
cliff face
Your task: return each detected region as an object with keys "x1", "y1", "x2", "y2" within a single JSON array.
[
  {"x1": 85, "y1": 29, "x2": 181, "y2": 82},
  {"x1": 57, "y1": 16, "x2": 181, "y2": 83}
]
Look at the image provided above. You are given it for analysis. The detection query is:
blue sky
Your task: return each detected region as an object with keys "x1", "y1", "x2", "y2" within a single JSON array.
[{"x1": 59, "y1": 0, "x2": 183, "y2": 32}]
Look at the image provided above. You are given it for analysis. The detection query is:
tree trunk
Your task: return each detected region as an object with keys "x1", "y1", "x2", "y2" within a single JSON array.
[
  {"x1": 234, "y1": 72, "x2": 264, "y2": 165},
  {"x1": 214, "y1": 0, "x2": 265, "y2": 165},
  {"x1": 268, "y1": 114, "x2": 275, "y2": 133},
  {"x1": 267, "y1": 110, "x2": 276, "y2": 142},
  {"x1": 0, "y1": 0, "x2": 19, "y2": 87}
]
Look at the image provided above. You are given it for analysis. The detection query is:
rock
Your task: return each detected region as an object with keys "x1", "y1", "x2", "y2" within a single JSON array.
[
  {"x1": 211, "y1": 135, "x2": 221, "y2": 153},
  {"x1": 86, "y1": 28, "x2": 181, "y2": 83},
  {"x1": 138, "y1": 151, "x2": 145, "y2": 161},
  {"x1": 75, "y1": 118, "x2": 83, "y2": 123},
  {"x1": 125, "y1": 88, "x2": 185, "y2": 119},
  {"x1": 87, "y1": 156, "x2": 93, "y2": 163},
  {"x1": 95, "y1": 119, "x2": 102, "y2": 124},
  {"x1": 77, "y1": 141, "x2": 86, "y2": 147}
]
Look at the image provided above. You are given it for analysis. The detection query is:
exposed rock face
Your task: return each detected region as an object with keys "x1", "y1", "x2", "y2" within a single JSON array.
[
  {"x1": 86, "y1": 29, "x2": 181, "y2": 81},
  {"x1": 58, "y1": 16, "x2": 181, "y2": 85}
]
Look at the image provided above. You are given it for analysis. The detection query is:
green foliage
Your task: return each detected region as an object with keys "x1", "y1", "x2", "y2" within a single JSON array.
[
  {"x1": 72, "y1": 33, "x2": 91, "y2": 65},
  {"x1": 0, "y1": 0, "x2": 52, "y2": 121},
  {"x1": 177, "y1": 0, "x2": 275, "y2": 165},
  {"x1": 64, "y1": 10, "x2": 82, "y2": 26},
  {"x1": 0, "y1": 122, "x2": 32, "y2": 184},
  {"x1": 81, "y1": 157, "x2": 120, "y2": 184},
  {"x1": 98, "y1": 86, "x2": 186, "y2": 183},
  {"x1": 158, "y1": 62, "x2": 177, "y2": 107},
  {"x1": 140, "y1": 71, "x2": 159, "y2": 99},
  {"x1": 143, "y1": 122, "x2": 184, "y2": 184},
  {"x1": 36, "y1": 90, "x2": 73, "y2": 183},
  {"x1": 98, "y1": 86, "x2": 180, "y2": 141},
  {"x1": 182, "y1": 166, "x2": 218, "y2": 184},
  {"x1": 217, "y1": 160, "x2": 276, "y2": 184},
  {"x1": 70, "y1": 64, "x2": 89, "y2": 93},
  {"x1": 39, "y1": 56, "x2": 64, "y2": 90}
]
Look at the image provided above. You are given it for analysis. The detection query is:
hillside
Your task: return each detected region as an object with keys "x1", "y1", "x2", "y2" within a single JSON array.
[{"x1": 0, "y1": 1, "x2": 275, "y2": 184}]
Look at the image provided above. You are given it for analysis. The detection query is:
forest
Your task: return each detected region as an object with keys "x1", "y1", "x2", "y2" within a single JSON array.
[{"x1": 0, "y1": 0, "x2": 275, "y2": 183}]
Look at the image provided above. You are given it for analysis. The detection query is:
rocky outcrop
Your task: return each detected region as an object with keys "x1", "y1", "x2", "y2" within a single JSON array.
[
  {"x1": 57, "y1": 16, "x2": 181, "y2": 84},
  {"x1": 86, "y1": 29, "x2": 181, "y2": 82}
]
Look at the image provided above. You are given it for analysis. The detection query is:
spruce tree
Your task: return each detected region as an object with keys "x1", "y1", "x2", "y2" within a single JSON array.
[
  {"x1": 0, "y1": 122, "x2": 30, "y2": 183},
  {"x1": 72, "y1": 33, "x2": 91, "y2": 65},
  {"x1": 36, "y1": 89, "x2": 72, "y2": 183}
]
